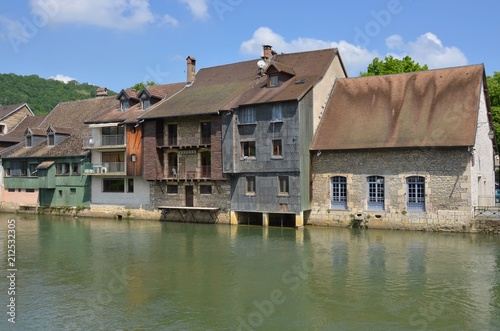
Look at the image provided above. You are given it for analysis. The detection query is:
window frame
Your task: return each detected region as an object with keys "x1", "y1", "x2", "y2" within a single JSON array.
[
  {"x1": 331, "y1": 176, "x2": 347, "y2": 210},
  {"x1": 278, "y1": 176, "x2": 289, "y2": 196},
  {"x1": 406, "y1": 176, "x2": 426, "y2": 212},
  {"x1": 272, "y1": 139, "x2": 282, "y2": 158},
  {"x1": 269, "y1": 74, "x2": 279, "y2": 87},
  {"x1": 367, "y1": 176, "x2": 385, "y2": 211},
  {"x1": 166, "y1": 184, "x2": 178, "y2": 194},
  {"x1": 103, "y1": 178, "x2": 125, "y2": 193},
  {"x1": 239, "y1": 108, "x2": 256, "y2": 124},
  {"x1": 55, "y1": 162, "x2": 70, "y2": 176},
  {"x1": 245, "y1": 176, "x2": 256, "y2": 195},
  {"x1": 241, "y1": 141, "x2": 256, "y2": 159},
  {"x1": 200, "y1": 185, "x2": 212, "y2": 195}
]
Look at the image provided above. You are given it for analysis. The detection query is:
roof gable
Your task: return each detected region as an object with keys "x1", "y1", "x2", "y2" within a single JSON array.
[{"x1": 311, "y1": 64, "x2": 486, "y2": 151}]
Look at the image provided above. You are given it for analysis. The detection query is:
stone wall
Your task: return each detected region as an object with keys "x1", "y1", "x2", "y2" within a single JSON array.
[
  {"x1": 150, "y1": 180, "x2": 231, "y2": 224},
  {"x1": 309, "y1": 147, "x2": 476, "y2": 231}
]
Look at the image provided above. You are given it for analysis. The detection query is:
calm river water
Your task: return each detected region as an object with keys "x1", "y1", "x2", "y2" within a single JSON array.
[{"x1": 1, "y1": 213, "x2": 499, "y2": 330}]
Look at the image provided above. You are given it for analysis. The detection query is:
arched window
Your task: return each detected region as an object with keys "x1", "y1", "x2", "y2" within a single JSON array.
[
  {"x1": 407, "y1": 176, "x2": 425, "y2": 211},
  {"x1": 331, "y1": 176, "x2": 347, "y2": 210},
  {"x1": 367, "y1": 176, "x2": 385, "y2": 211}
]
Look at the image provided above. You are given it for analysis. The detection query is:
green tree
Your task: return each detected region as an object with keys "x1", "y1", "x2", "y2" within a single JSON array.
[
  {"x1": 360, "y1": 55, "x2": 428, "y2": 76},
  {"x1": 487, "y1": 72, "x2": 500, "y2": 147},
  {"x1": 132, "y1": 81, "x2": 156, "y2": 91}
]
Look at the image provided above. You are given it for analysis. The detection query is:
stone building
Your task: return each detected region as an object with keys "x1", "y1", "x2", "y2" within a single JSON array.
[{"x1": 309, "y1": 64, "x2": 497, "y2": 231}]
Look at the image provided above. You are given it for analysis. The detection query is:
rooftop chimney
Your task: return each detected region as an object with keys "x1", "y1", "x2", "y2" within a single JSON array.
[
  {"x1": 96, "y1": 87, "x2": 108, "y2": 97},
  {"x1": 262, "y1": 45, "x2": 275, "y2": 62},
  {"x1": 186, "y1": 56, "x2": 196, "y2": 84}
]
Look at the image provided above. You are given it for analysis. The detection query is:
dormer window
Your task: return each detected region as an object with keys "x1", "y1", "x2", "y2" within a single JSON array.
[
  {"x1": 26, "y1": 134, "x2": 32, "y2": 147},
  {"x1": 269, "y1": 74, "x2": 279, "y2": 87},
  {"x1": 48, "y1": 133, "x2": 55, "y2": 146},
  {"x1": 0, "y1": 124, "x2": 6, "y2": 135},
  {"x1": 121, "y1": 99, "x2": 130, "y2": 111},
  {"x1": 141, "y1": 98, "x2": 150, "y2": 109}
]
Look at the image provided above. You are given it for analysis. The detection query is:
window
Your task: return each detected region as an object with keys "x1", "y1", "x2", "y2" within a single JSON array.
[
  {"x1": 127, "y1": 178, "x2": 134, "y2": 193},
  {"x1": 200, "y1": 122, "x2": 211, "y2": 144},
  {"x1": 103, "y1": 178, "x2": 125, "y2": 193},
  {"x1": 58, "y1": 190, "x2": 63, "y2": 198},
  {"x1": 70, "y1": 188, "x2": 76, "y2": 195},
  {"x1": 239, "y1": 108, "x2": 256, "y2": 124},
  {"x1": 407, "y1": 176, "x2": 425, "y2": 212},
  {"x1": 141, "y1": 99, "x2": 150, "y2": 109},
  {"x1": 167, "y1": 124, "x2": 177, "y2": 146},
  {"x1": 29, "y1": 164, "x2": 37, "y2": 176},
  {"x1": 26, "y1": 189, "x2": 35, "y2": 193},
  {"x1": 8, "y1": 188, "x2": 15, "y2": 192},
  {"x1": 241, "y1": 141, "x2": 256, "y2": 158},
  {"x1": 8, "y1": 161, "x2": 27, "y2": 177},
  {"x1": 246, "y1": 176, "x2": 256, "y2": 195},
  {"x1": 121, "y1": 100, "x2": 130, "y2": 111},
  {"x1": 102, "y1": 126, "x2": 125, "y2": 145},
  {"x1": 367, "y1": 176, "x2": 385, "y2": 211},
  {"x1": 0, "y1": 124, "x2": 6, "y2": 134},
  {"x1": 167, "y1": 185, "x2": 178, "y2": 194},
  {"x1": 48, "y1": 133, "x2": 55, "y2": 146},
  {"x1": 200, "y1": 185, "x2": 212, "y2": 194},
  {"x1": 200, "y1": 151, "x2": 211, "y2": 177},
  {"x1": 56, "y1": 163, "x2": 70, "y2": 175},
  {"x1": 168, "y1": 152, "x2": 178, "y2": 177},
  {"x1": 331, "y1": 176, "x2": 347, "y2": 210},
  {"x1": 278, "y1": 176, "x2": 289, "y2": 195},
  {"x1": 26, "y1": 135, "x2": 32, "y2": 147},
  {"x1": 272, "y1": 139, "x2": 282, "y2": 158},
  {"x1": 71, "y1": 163, "x2": 80, "y2": 176},
  {"x1": 269, "y1": 74, "x2": 279, "y2": 87},
  {"x1": 271, "y1": 104, "x2": 282, "y2": 122}
]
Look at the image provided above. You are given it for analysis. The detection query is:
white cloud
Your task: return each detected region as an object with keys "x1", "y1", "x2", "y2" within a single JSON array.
[
  {"x1": 179, "y1": 0, "x2": 209, "y2": 21},
  {"x1": 49, "y1": 74, "x2": 77, "y2": 83},
  {"x1": 161, "y1": 14, "x2": 179, "y2": 27},
  {"x1": 385, "y1": 33, "x2": 468, "y2": 69},
  {"x1": 29, "y1": 0, "x2": 155, "y2": 30},
  {"x1": 240, "y1": 27, "x2": 379, "y2": 77}
]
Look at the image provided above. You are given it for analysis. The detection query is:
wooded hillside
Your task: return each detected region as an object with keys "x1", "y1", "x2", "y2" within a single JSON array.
[{"x1": 0, "y1": 73, "x2": 116, "y2": 115}]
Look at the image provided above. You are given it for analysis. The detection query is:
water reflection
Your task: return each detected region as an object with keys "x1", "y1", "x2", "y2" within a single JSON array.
[{"x1": 0, "y1": 215, "x2": 499, "y2": 330}]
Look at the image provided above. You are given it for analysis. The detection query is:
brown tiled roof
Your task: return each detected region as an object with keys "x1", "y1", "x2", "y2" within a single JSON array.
[
  {"x1": 48, "y1": 126, "x2": 72, "y2": 135},
  {"x1": 28, "y1": 127, "x2": 47, "y2": 136},
  {"x1": 139, "y1": 61, "x2": 260, "y2": 119},
  {"x1": 222, "y1": 48, "x2": 340, "y2": 109},
  {"x1": 3, "y1": 97, "x2": 117, "y2": 158},
  {"x1": 310, "y1": 64, "x2": 486, "y2": 151},
  {"x1": 0, "y1": 103, "x2": 33, "y2": 119},
  {"x1": 85, "y1": 83, "x2": 186, "y2": 124},
  {"x1": 140, "y1": 48, "x2": 341, "y2": 119},
  {"x1": 39, "y1": 96, "x2": 117, "y2": 138},
  {"x1": 0, "y1": 115, "x2": 46, "y2": 143}
]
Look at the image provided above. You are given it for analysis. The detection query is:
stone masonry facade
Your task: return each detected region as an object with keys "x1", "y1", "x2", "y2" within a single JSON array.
[{"x1": 309, "y1": 147, "x2": 476, "y2": 231}]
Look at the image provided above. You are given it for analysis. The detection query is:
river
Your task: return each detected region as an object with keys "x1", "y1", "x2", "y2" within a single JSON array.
[{"x1": 1, "y1": 213, "x2": 499, "y2": 330}]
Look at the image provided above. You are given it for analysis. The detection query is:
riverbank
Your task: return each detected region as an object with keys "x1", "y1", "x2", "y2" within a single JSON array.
[{"x1": 3, "y1": 201, "x2": 500, "y2": 234}]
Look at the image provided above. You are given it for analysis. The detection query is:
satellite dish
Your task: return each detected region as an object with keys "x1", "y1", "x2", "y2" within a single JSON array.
[{"x1": 257, "y1": 60, "x2": 266, "y2": 69}]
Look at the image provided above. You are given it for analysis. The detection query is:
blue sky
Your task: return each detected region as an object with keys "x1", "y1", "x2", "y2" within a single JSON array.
[{"x1": 1, "y1": 0, "x2": 499, "y2": 92}]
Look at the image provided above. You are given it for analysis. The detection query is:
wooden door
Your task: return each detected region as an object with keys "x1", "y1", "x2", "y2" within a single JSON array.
[{"x1": 185, "y1": 186, "x2": 194, "y2": 207}]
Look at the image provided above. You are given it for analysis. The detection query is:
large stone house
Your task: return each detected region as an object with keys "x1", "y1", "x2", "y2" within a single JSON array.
[
  {"x1": 220, "y1": 46, "x2": 347, "y2": 227},
  {"x1": 83, "y1": 83, "x2": 185, "y2": 209},
  {"x1": 1, "y1": 97, "x2": 116, "y2": 208},
  {"x1": 309, "y1": 64, "x2": 497, "y2": 230}
]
